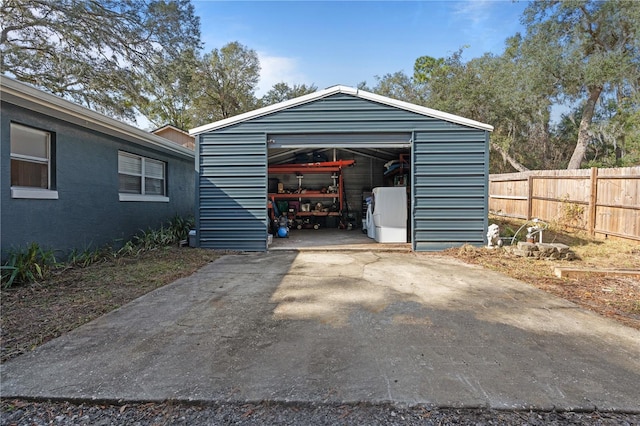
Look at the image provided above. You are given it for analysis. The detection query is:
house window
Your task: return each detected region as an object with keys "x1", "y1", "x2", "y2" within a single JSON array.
[
  {"x1": 10, "y1": 123, "x2": 58, "y2": 199},
  {"x1": 118, "y1": 151, "x2": 168, "y2": 202}
]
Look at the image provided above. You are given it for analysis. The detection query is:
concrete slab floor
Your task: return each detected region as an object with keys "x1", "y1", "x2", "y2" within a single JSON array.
[
  {"x1": 269, "y1": 228, "x2": 411, "y2": 251},
  {"x1": 1, "y1": 251, "x2": 639, "y2": 412}
]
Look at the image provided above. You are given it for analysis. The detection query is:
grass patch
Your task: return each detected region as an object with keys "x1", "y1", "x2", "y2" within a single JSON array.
[{"x1": 0, "y1": 247, "x2": 220, "y2": 362}]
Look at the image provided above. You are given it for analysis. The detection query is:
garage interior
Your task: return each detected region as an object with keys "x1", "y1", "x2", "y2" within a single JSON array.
[{"x1": 267, "y1": 141, "x2": 412, "y2": 249}]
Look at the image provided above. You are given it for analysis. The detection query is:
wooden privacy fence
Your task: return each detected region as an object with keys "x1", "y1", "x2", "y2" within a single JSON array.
[{"x1": 489, "y1": 166, "x2": 640, "y2": 241}]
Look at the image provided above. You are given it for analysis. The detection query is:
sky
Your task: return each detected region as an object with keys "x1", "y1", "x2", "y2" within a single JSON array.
[{"x1": 192, "y1": 0, "x2": 530, "y2": 96}]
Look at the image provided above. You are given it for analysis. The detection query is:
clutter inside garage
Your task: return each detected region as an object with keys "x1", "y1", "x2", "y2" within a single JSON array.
[{"x1": 267, "y1": 148, "x2": 411, "y2": 245}]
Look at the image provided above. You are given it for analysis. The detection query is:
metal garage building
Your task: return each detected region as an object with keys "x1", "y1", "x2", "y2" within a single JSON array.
[{"x1": 190, "y1": 85, "x2": 493, "y2": 252}]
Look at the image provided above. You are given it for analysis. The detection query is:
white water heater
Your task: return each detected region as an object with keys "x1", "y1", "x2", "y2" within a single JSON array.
[{"x1": 371, "y1": 187, "x2": 407, "y2": 243}]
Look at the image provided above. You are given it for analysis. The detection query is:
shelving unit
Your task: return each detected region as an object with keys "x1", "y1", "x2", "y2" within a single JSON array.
[
  {"x1": 268, "y1": 160, "x2": 354, "y2": 221},
  {"x1": 383, "y1": 153, "x2": 410, "y2": 187}
]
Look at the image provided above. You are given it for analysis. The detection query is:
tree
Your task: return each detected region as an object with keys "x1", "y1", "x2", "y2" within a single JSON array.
[
  {"x1": 367, "y1": 71, "x2": 427, "y2": 106},
  {"x1": 260, "y1": 82, "x2": 318, "y2": 106},
  {"x1": 192, "y1": 41, "x2": 260, "y2": 125},
  {"x1": 135, "y1": 48, "x2": 200, "y2": 130},
  {"x1": 521, "y1": 0, "x2": 640, "y2": 169},
  {"x1": 419, "y1": 49, "x2": 553, "y2": 172},
  {"x1": 1, "y1": 0, "x2": 201, "y2": 123},
  {"x1": 413, "y1": 55, "x2": 446, "y2": 84}
]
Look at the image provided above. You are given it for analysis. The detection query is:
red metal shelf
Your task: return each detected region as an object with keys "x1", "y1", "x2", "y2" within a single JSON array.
[{"x1": 268, "y1": 193, "x2": 338, "y2": 199}]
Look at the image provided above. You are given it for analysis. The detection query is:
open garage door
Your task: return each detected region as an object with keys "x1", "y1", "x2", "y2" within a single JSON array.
[
  {"x1": 268, "y1": 133, "x2": 412, "y2": 149},
  {"x1": 267, "y1": 132, "x2": 413, "y2": 249}
]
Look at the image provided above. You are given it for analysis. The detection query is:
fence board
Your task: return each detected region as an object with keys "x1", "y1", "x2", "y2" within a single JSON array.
[{"x1": 489, "y1": 166, "x2": 640, "y2": 241}]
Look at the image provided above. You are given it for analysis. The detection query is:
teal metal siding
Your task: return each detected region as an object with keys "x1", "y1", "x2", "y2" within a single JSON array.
[
  {"x1": 212, "y1": 95, "x2": 462, "y2": 134},
  {"x1": 198, "y1": 133, "x2": 267, "y2": 251},
  {"x1": 197, "y1": 93, "x2": 490, "y2": 252},
  {"x1": 412, "y1": 129, "x2": 488, "y2": 251}
]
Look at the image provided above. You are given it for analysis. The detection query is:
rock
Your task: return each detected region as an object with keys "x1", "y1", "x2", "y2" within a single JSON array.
[
  {"x1": 517, "y1": 242, "x2": 538, "y2": 251},
  {"x1": 536, "y1": 243, "x2": 556, "y2": 256},
  {"x1": 551, "y1": 243, "x2": 571, "y2": 254},
  {"x1": 512, "y1": 249, "x2": 531, "y2": 257},
  {"x1": 548, "y1": 251, "x2": 561, "y2": 260}
]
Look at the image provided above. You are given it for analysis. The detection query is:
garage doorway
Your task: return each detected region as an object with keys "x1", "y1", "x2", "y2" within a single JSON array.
[{"x1": 267, "y1": 133, "x2": 412, "y2": 250}]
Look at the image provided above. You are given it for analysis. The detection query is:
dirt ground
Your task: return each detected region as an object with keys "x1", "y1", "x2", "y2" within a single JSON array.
[
  {"x1": 1, "y1": 222, "x2": 638, "y2": 364},
  {"x1": 0, "y1": 247, "x2": 221, "y2": 363},
  {"x1": 443, "y1": 216, "x2": 640, "y2": 331}
]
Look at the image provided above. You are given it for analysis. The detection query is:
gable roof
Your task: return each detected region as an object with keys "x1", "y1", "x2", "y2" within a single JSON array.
[
  {"x1": 1, "y1": 77, "x2": 194, "y2": 159},
  {"x1": 189, "y1": 85, "x2": 494, "y2": 136},
  {"x1": 152, "y1": 124, "x2": 192, "y2": 136}
]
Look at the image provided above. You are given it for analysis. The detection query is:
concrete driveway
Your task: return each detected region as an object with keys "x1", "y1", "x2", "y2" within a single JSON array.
[{"x1": 1, "y1": 251, "x2": 639, "y2": 411}]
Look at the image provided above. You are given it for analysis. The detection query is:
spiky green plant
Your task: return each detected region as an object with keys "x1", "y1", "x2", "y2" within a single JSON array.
[{"x1": 1, "y1": 243, "x2": 59, "y2": 288}]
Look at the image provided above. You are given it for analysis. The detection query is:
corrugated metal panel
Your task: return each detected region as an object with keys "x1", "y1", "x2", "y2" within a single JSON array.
[
  {"x1": 197, "y1": 132, "x2": 267, "y2": 251},
  {"x1": 211, "y1": 95, "x2": 468, "y2": 135},
  {"x1": 196, "y1": 93, "x2": 490, "y2": 252},
  {"x1": 412, "y1": 129, "x2": 488, "y2": 251}
]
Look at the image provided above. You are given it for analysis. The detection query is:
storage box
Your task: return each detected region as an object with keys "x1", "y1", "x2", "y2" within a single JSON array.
[
  {"x1": 288, "y1": 201, "x2": 300, "y2": 213},
  {"x1": 276, "y1": 201, "x2": 288, "y2": 214}
]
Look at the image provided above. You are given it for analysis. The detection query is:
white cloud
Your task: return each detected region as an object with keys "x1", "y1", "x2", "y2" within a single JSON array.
[
  {"x1": 453, "y1": 0, "x2": 494, "y2": 24},
  {"x1": 256, "y1": 52, "x2": 310, "y2": 96},
  {"x1": 450, "y1": 0, "x2": 506, "y2": 58}
]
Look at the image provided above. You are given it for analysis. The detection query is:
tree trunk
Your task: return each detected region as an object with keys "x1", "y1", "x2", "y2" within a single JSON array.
[
  {"x1": 490, "y1": 141, "x2": 529, "y2": 172},
  {"x1": 567, "y1": 85, "x2": 603, "y2": 169}
]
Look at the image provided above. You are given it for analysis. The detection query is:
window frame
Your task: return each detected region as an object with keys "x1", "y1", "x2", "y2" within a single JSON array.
[
  {"x1": 118, "y1": 151, "x2": 169, "y2": 202},
  {"x1": 10, "y1": 122, "x2": 58, "y2": 200}
]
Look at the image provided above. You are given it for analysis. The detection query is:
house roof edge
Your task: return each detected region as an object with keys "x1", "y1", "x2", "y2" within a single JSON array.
[{"x1": 1, "y1": 76, "x2": 194, "y2": 159}]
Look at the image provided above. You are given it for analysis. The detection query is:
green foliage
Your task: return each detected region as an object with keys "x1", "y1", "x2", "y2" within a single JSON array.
[
  {"x1": 1, "y1": 243, "x2": 58, "y2": 288},
  {"x1": 363, "y1": 0, "x2": 639, "y2": 173},
  {"x1": 126, "y1": 215, "x2": 195, "y2": 254},
  {"x1": 413, "y1": 56, "x2": 446, "y2": 84},
  {"x1": 1, "y1": 0, "x2": 201, "y2": 122},
  {"x1": 260, "y1": 82, "x2": 318, "y2": 106},
  {"x1": 367, "y1": 71, "x2": 427, "y2": 106},
  {"x1": 136, "y1": 48, "x2": 201, "y2": 130},
  {"x1": 66, "y1": 247, "x2": 112, "y2": 268},
  {"x1": 520, "y1": 0, "x2": 640, "y2": 169},
  {"x1": 1, "y1": 216, "x2": 195, "y2": 288},
  {"x1": 192, "y1": 41, "x2": 261, "y2": 125},
  {"x1": 167, "y1": 214, "x2": 195, "y2": 242}
]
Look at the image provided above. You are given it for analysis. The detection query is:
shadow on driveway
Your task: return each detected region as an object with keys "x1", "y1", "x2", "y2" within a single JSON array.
[{"x1": 1, "y1": 251, "x2": 639, "y2": 412}]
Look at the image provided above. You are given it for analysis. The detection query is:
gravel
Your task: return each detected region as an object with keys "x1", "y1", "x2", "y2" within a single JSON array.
[{"x1": 2, "y1": 400, "x2": 639, "y2": 425}]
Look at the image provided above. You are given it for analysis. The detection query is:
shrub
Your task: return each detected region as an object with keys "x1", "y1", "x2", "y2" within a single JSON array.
[
  {"x1": 1, "y1": 215, "x2": 195, "y2": 285},
  {"x1": 132, "y1": 215, "x2": 194, "y2": 251},
  {"x1": 168, "y1": 214, "x2": 194, "y2": 242},
  {"x1": 1, "y1": 243, "x2": 59, "y2": 288},
  {"x1": 67, "y1": 247, "x2": 110, "y2": 268}
]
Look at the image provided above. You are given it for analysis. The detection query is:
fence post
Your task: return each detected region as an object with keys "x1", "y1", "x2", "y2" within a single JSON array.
[
  {"x1": 527, "y1": 175, "x2": 533, "y2": 220},
  {"x1": 589, "y1": 167, "x2": 598, "y2": 236}
]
